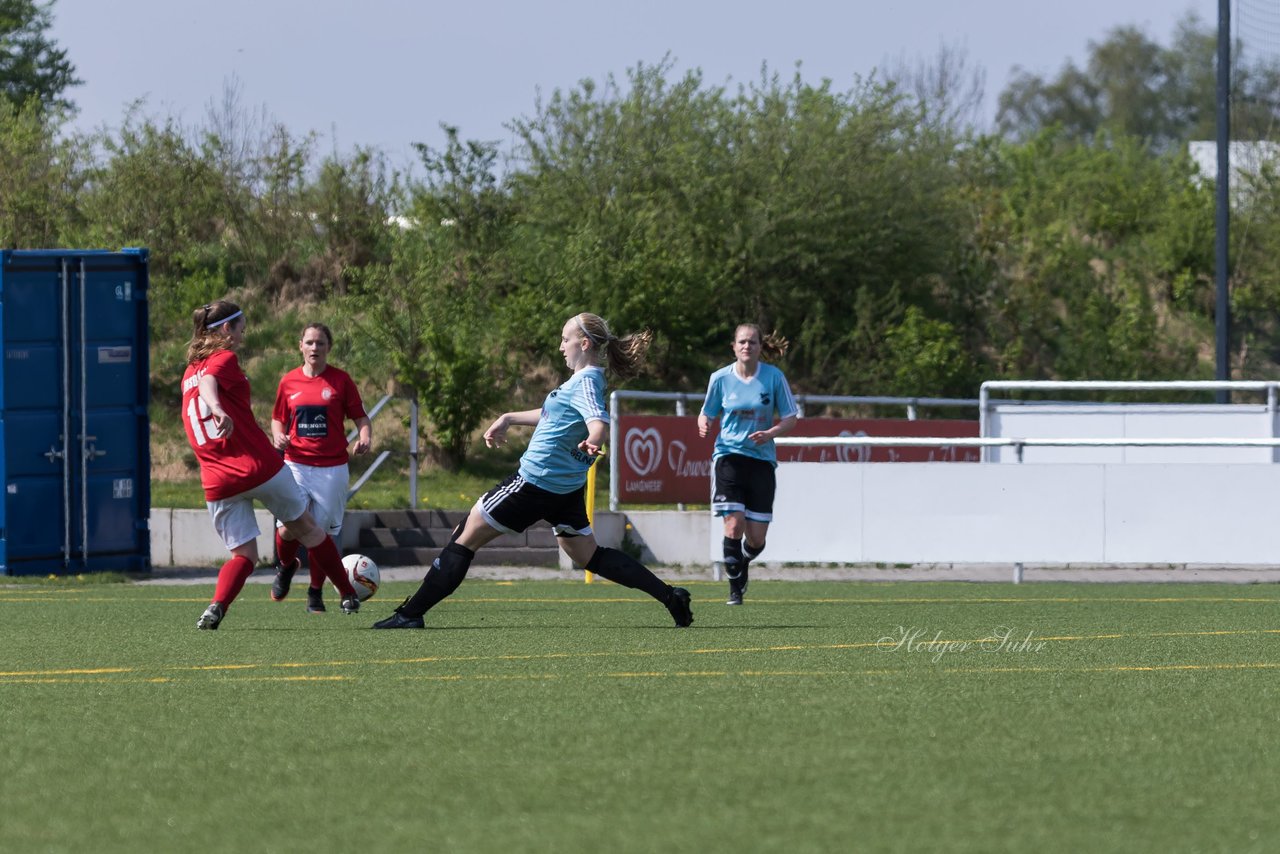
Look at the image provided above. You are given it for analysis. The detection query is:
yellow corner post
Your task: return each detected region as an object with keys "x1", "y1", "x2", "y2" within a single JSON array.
[{"x1": 584, "y1": 447, "x2": 604, "y2": 583}]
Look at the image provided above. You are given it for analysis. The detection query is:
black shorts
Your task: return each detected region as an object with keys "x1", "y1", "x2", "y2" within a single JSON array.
[
  {"x1": 477, "y1": 472, "x2": 591, "y2": 537},
  {"x1": 711, "y1": 454, "x2": 777, "y2": 523}
]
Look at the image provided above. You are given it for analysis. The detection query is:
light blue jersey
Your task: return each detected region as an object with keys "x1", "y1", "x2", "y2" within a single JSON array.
[
  {"x1": 518, "y1": 366, "x2": 609, "y2": 494},
  {"x1": 701, "y1": 362, "x2": 798, "y2": 466}
]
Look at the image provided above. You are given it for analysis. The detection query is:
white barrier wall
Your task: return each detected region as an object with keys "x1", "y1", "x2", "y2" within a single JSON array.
[{"x1": 763, "y1": 462, "x2": 1280, "y2": 565}]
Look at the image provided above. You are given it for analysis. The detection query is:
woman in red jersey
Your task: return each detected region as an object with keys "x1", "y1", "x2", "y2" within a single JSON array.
[
  {"x1": 268, "y1": 322, "x2": 372, "y2": 612},
  {"x1": 181, "y1": 300, "x2": 360, "y2": 630}
]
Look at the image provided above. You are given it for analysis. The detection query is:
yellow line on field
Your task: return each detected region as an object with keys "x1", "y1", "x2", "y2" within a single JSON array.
[
  {"x1": 3, "y1": 661, "x2": 1279, "y2": 685},
  {"x1": 0, "y1": 666, "x2": 131, "y2": 677},
  {"x1": 4, "y1": 628, "x2": 1280, "y2": 684}
]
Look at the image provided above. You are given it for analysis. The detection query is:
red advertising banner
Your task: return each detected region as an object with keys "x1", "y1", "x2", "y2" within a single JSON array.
[{"x1": 615, "y1": 416, "x2": 979, "y2": 504}]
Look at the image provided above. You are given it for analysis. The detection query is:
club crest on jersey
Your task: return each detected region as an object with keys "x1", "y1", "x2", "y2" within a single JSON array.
[
  {"x1": 322, "y1": 387, "x2": 333, "y2": 400},
  {"x1": 759, "y1": 392, "x2": 771, "y2": 406}
]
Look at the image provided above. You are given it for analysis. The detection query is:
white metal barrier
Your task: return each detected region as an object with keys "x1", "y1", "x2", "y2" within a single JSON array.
[
  {"x1": 776, "y1": 434, "x2": 1280, "y2": 462},
  {"x1": 978, "y1": 380, "x2": 1280, "y2": 463},
  {"x1": 763, "y1": 433, "x2": 1280, "y2": 581}
]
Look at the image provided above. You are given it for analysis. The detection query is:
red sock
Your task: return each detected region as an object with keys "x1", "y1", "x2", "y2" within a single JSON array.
[
  {"x1": 307, "y1": 536, "x2": 355, "y2": 597},
  {"x1": 212, "y1": 555, "x2": 256, "y2": 608},
  {"x1": 309, "y1": 559, "x2": 326, "y2": 591},
  {"x1": 275, "y1": 530, "x2": 301, "y2": 568}
]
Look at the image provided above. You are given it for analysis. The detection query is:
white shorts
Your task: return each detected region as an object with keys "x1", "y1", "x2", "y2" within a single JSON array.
[
  {"x1": 274, "y1": 461, "x2": 349, "y2": 539},
  {"x1": 208, "y1": 467, "x2": 310, "y2": 551}
]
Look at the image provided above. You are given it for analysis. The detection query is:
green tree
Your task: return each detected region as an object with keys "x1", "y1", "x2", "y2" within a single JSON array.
[
  {"x1": 996, "y1": 14, "x2": 1280, "y2": 149},
  {"x1": 71, "y1": 114, "x2": 231, "y2": 330},
  {"x1": 881, "y1": 306, "x2": 979, "y2": 398},
  {"x1": 342, "y1": 228, "x2": 508, "y2": 471},
  {"x1": 0, "y1": 0, "x2": 79, "y2": 111},
  {"x1": 0, "y1": 98, "x2": 83, "y2": 246},
  {"x1": 957, "y1": 129, "x2": 1207, "y2": 382},
  {"x1": 507, "y1": 60, "x2": 972, "y2": 395}
]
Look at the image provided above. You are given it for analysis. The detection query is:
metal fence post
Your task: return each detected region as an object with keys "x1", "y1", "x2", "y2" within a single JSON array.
[{"x1": 409, "y1": 393, "x2": 419, "y2": 508}]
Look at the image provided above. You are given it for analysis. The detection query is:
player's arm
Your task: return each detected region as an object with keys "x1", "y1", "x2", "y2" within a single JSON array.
[
  {"x1": 750, "y1": 413, "x2": 797, "y2": 444},
  {"x1": 270, "y1": 418, "x2": 290, "y2": 451},
  {"x1": 698, "y1": 375, "x2": 721, "y2": 438},
  {"x1": 270, "y1": 381, "x2": 292, "y2": 450},
  {"x1": 749, "y1": 373, "x2": 799, "y2": 444},
  {"x1": 578, "y1": 418, "x2": 608, "y2": 458},
  {"x1": 353, "y1": 416, "x2": 372, "y2": 455},
  {"x1": 483, "y1": 408, "x2": 542, "y2": 448},
  {"x1": 343, "y1": 377, "x2": 371, "y2": 455},
  {"x1": 198, "y1": 374, "x2": 233, "y2": 437}
]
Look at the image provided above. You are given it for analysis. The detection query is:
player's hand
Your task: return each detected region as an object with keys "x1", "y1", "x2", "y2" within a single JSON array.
[
  {"x1": 208, "y1": 411, "x2": 232, "y2": 439},
  {"x1": 578, "y1": 439, "x2": 603, "y2": 458},
  {"x1": 748, "y1": 430, "x2": 771, "y2": 445},
  {"x1": 272, "y1": 433, "x2": 290, "y2": 451},
  {"x1": 354, "y1": 436, "x2": 371, "y2": 455},
  {"x1": 484, "y1": 416, "x2": 509, "y2": 448}
]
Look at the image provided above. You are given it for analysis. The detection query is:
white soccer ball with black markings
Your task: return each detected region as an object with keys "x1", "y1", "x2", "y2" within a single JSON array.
[{"x1": 340, "y1": 553, "x2": 380, "y2": 601}]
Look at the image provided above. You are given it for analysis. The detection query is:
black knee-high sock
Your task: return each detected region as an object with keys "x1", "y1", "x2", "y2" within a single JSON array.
[
  {"x1": 742, "y1": 539, "x2": 764, "y2": 567},
  {"x1": 400, "y1": 542, "x2": 475, "y2": 617},
  {"x1": 585, "y1": 547, "x2": 672, "y2": 603},
  {"x1": 723, "y1": 536, "x2": 745, "y2": 579}
]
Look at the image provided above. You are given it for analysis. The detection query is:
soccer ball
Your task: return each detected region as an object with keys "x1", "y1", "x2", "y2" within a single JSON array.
[{"x1": 339, "y1": 553, "x2": 380, "y2": 601}]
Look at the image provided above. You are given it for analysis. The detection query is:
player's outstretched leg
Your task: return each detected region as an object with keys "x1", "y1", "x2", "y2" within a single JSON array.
[
  {"x1": 585, "y1": 547, "x2": 693, "y2": 627},
  {"x1": 372, "y1": 542, "x2": 475, "y2": 629}
]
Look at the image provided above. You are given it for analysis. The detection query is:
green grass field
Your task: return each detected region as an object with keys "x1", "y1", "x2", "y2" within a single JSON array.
[{"x1": 3, "y1": 578, "x2": 1279, "y2": 853}]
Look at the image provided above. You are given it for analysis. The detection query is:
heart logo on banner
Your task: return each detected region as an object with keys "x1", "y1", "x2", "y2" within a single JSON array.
[
  {"x1": 836, "y1": 430, "x2": 870, "y2": 463},
  {"x1": 624, "y1": 427, "x2": 663, "y2": 476}
]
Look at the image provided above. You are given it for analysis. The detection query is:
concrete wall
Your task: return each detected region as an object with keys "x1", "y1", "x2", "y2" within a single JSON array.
[
  {"x1": 150, "y1": 508, "x2": 375, "y2": 567},
  {"x1": 151, "y1": 507, "x2": 712, "y2": 568},
  {"x1": 152, "y1": 458, "x2": 1280, "y2": 569}
]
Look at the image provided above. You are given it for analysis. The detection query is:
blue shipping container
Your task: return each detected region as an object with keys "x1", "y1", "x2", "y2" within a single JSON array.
[{"x1": 1, "y1": 249, "x2": 151, "y2": 575}]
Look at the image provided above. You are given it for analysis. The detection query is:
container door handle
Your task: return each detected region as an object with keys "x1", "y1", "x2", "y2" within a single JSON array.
[
  {"x1": 44, "y1": 446, "x2": 65, "y2": 463},
  {"x1": 81, "y1": 434, "x2": 107, "y2": 461}
]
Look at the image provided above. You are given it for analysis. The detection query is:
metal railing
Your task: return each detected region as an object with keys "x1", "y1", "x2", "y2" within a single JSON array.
[
  {"x1": 977, "y1": 380, "x2": 1280, "y2": 462},
  {"x1": 346, "y1": 393, "x2": 394, "y2": 501},
  {"x1": 774, "y1": 434, "x2": 1280, "y2": 462}
]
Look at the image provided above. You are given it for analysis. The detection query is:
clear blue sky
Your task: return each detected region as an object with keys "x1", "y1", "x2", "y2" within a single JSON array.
[{"x1": 50, "y1": 0, "x2": 1216, "y2": 168}]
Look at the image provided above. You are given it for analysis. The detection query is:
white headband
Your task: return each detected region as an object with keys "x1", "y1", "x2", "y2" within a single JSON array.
[
  {"x1": 576, "y1": 316, "x2": 611, "y2": 346},
  {"x1": 207, "y1": 310, "x2": 243, "y2": 330}
]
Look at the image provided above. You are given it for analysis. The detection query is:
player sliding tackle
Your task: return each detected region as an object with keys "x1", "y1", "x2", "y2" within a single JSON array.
[{"x1": 373, "y1": 312, "x2": 693, "y2": 629}]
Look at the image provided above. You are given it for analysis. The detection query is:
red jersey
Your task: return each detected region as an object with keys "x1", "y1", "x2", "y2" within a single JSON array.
[
  {"x1": 272, "y1": 365, "x2": 368, "y2": 467},
  {"x1": 181, "y1": 349, "x2": 284, "y2": 500}
]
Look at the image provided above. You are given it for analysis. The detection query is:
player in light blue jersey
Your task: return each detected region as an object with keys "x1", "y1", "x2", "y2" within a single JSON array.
[
  {"x1": 698, "y1": 324, "x2": 798, "y2": 605},
  {"x1": 374, "y1": 312, "x2": 694, "y2": 629}
]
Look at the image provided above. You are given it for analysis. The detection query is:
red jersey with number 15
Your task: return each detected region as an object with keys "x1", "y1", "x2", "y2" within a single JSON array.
[
  {"x1": 181, "y1": 349, "x2": 284, "y2": 500},
  {"x1": 272, "y1": 365, "x2": 367, "y2": 467}
]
